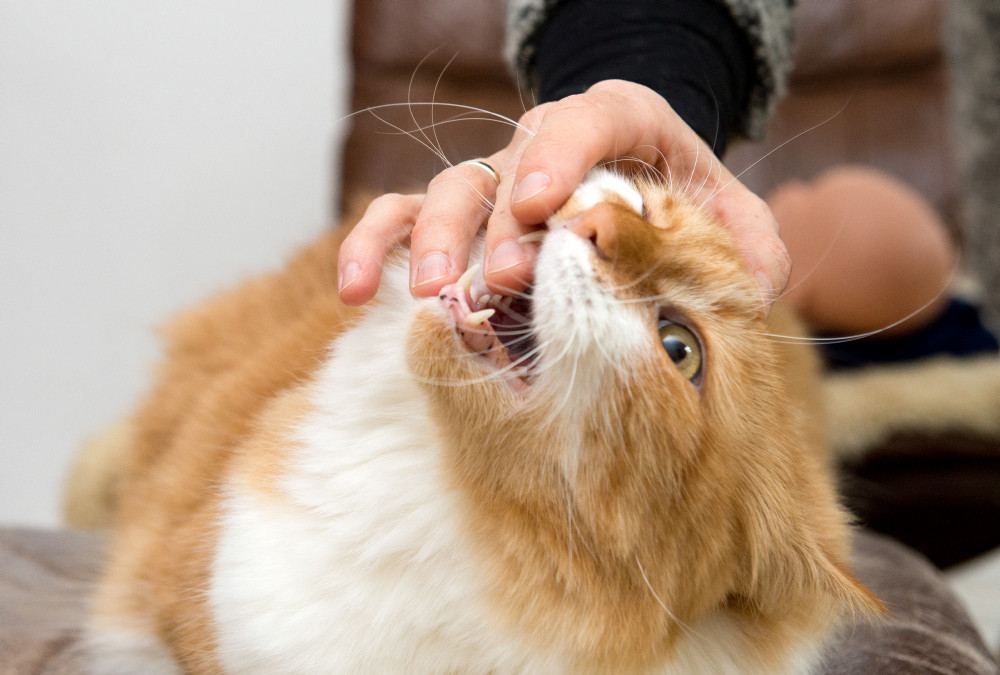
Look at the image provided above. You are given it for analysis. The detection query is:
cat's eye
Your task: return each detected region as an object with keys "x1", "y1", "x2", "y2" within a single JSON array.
[{"x1": 657, "y1": 320, "x2": 702, "y2": 381}]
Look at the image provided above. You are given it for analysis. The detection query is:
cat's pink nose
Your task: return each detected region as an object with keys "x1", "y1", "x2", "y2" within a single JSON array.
[{"x1": 565, "y1": 202, "x2": 618, "y2": 260}]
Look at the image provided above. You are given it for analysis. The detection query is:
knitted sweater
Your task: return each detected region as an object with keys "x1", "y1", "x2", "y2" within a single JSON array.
[
  {"x1": 947, "y1": 1, "x2": 1000, "y2": 331},
  {"x1": 504, "y1": 0, "x2": 795, "y2": 140}
]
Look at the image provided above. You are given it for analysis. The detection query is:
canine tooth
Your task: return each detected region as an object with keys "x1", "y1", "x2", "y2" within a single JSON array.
[
  {"x1": 466, "y1": 308, "x2": 495, "y2": 326},
  {"x1": 518, "y1": 230, "x2": 547, "y2": 244},
  {"x1": 457, "y1": 264, "x2": 480, "y2": 291}
]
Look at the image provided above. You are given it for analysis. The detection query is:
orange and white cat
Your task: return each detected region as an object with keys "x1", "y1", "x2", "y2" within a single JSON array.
[{"x1": 83, "y1": 169, "x2": 881, "y2": 674}]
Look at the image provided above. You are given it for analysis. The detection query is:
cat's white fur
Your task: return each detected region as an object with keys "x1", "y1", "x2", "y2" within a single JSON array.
[
  {"x1": 85, "y1": 170, "x2": 839, "y2": 674},
  {"x1": 210, "y1": 171, "x2": 815, "y2": 674},
  {"x1": 207, "y1": 273, "x2": 790, "y2": 673},
  {"x1": 566, "y1": 168, "x2": 645, "y2": 215}
]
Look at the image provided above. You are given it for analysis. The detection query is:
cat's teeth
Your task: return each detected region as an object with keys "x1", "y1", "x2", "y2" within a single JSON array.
[
  {"x1": 490, "y1": 294, "x2": 503, "y2": 307},
  {"x1": 457, "y1": 264, "x2": 480, "y2": 293},
  {"x1": 478, "y1": 294, "x2": 492, "y2": 308},
  {"x1": 517, "y1": 230, "x2": 547, "y2": 244},
  {"x1": 466, "y1": 308, "x2": 495, "y2": 326}
]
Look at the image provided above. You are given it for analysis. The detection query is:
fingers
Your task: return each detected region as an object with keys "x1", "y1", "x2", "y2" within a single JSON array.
[
  {"x1": 504, "y1": 79, "x2": 788, "y2": 313},
  {"x1": 337, "y1": 193, "x2": 423, "y2": 305},
  {"x1": 480, "y1": 181, "x2": 539, "y2": 297},
  {"x1": 710, "y1": 185, "x2": 791, "y2": 315},
  {"x1": 509, "y1": 80, "x2": 695, "y2": 225},
  {"x1": 338, "y1": 158, "x2": 506, "y2": 305},
  {"x1": 482, "y1": 83, "x2": 671, "y2": 295},
  {"x1": 407, "y1": 159, "x2": 505, "y2": 297},
  {"x1": 342, "y1": 79, "x2": 791, "y2": 315}
]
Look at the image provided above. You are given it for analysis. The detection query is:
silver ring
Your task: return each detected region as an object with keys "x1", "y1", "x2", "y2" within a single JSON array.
[{"x1": 460, "y1": 159, "x2": 501, "y2": 185}]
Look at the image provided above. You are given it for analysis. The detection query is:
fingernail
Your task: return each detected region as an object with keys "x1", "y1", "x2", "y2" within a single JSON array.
[
  {"x1": 338, "y1": 260, "x2": 361, "y2": 293},
  {"x1": 413, "y1": 252, "x2": 451, "y2": 288},
  {"x1": 487, "y1": 240, "x2": 527, "y2": 274},
  {"x1": 512, "y1": 171, "x2": 551, "y2": 204}
]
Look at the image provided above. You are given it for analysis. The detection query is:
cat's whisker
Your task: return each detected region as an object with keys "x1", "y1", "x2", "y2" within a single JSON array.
[
  {"x1": 464, "y1": 182, "x2": 497, "y2": 214},
  {"x1": 406, "y1": 49, "x2": 450, "y2": 168},
  {"x1": 634, "y1": 555, "x2": 699, "y2": 641},
  {"x1": 692, "y1": 154, "x2": 717, "y2": 199},
  {"x1": 607, "y1": 264, "x2": 661, "y2": 295},
  {"x1": 703, "y1": 97, "x2": 854, "y2": 206},
  {"x1": 637, "y1": 548, "x2": 724, "y2": 672},
  {"x1": 764, "y1": 260, "x2": 958, "y2": 345},
  {"x1": 426, "y1": 52, "x2": 461, "y2": 170},
  {"x1": 682, "y1": 142, "x2": 701, "y2": 194},
  {"x1": 372, "y1": 112, "x2": 526, "y2": 139},
  {"x1": 96, "y1": 90, "x2": 895, "y2": 673},
  {"x1": 560, "y1": 487, "x2": 601, "y2": 575},
  {"x1": 348, "y1": 101, "x2": 535, "y2": 138},
  {"x1": 364, "y1": 108, "x2": 450, "y2": 167},
  {"x1": 627, "y1": 145, "x2": 671, "y2": 184},
  {"x1": 415, "y1": 328, "x2": 556, "y2": 389},
  {"x1": 513, "y1": 67, "x2": 535, "y2": 118}
]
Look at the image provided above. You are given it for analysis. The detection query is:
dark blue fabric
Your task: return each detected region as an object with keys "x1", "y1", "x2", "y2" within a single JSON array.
[{"x1": 822, "y1": 298, "x2": 1000, "y2": 370}]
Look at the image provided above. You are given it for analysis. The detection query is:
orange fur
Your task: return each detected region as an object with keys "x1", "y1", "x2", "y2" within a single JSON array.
[
  {"x1": 409, "y1": 182, "x2": 882, "y2": 672},
  {"x1": 87, "y1": 177, "x2": 881, "y2": 673},
  {"x1": 91, "y1": 228, "x2": 354, "y2": 672}
]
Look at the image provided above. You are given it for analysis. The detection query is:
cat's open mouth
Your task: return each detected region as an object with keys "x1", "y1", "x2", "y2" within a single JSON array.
[{"x1": 438, "y1": 264, "x2": 537, "y2": 392}]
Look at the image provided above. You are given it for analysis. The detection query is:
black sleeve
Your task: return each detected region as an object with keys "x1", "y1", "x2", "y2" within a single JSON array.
[{"x1": 531, "y1": 0, "x2": 756, "y2": 156}]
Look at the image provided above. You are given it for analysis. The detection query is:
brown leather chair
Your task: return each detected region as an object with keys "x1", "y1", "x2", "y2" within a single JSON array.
[
  {"x1": 341, "y1": 0, "x2": 958, "y2": 231},
  {"x1": 341, "y1": 0, "x2": 522, "y2": 203}
]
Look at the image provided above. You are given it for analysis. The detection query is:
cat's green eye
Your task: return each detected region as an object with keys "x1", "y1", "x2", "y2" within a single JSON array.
[{"x1": 658, "y1": 321, "x2": 702, "y2": 381}]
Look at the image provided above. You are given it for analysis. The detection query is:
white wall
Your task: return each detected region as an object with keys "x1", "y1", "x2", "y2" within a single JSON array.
[{"x1": 0, "y1": 1, "x2": 350, "y2": 527}]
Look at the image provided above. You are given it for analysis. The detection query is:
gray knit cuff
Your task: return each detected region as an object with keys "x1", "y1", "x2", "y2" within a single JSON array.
[{"x1": 503, "y1": 0, "x2": 795, "y2": 140}]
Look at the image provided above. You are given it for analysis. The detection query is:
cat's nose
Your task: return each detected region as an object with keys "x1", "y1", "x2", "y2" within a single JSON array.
[{"x1": 565, "y1": 202, "x2": 619, "y2": 261}]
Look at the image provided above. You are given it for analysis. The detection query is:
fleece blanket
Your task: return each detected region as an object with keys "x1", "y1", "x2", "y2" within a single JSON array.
[{"x1": 0, "y1": 527, "x2": 995, "y2": 674}]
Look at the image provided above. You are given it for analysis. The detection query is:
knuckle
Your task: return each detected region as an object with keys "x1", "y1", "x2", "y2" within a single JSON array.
[
  {"x1": 551, "y1": 92, "x2": 601, "y2": 119},
  {"x1": 411, "y1": 212, "x2": 454, "y2": 237},
  {"x1": 427, "y1": 168, "x2": 468, "y2": 190},
  {"x1": 366, "y1": 192, "x2": 410, "y2": 214},
  {"x1": 517, "y1": 104, "x2": 550, "y2": 132}
]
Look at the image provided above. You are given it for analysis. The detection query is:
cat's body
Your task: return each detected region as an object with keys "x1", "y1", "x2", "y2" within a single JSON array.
[{"x1": 85, "y1": 170, "x2": 880, "y2": 674}]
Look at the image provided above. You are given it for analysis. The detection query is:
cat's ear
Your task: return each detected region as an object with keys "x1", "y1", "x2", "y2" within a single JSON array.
[
  {"x1": 801, "y1": 543, "x2": 886, "y2": 621},
  {"x1": 746, "y1": 529, "x2": 886, "y2": 624},
  {"x1": 739, "y1": 499, "x2": 886, "y2": 624}
]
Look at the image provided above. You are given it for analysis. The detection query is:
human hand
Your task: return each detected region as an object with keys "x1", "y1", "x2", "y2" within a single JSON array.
[{"x1": 337, "y1": 80, "x2": 790, "y2": 313}]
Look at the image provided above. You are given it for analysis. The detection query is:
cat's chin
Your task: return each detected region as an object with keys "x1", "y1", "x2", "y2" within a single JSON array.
[{"x1": 437, "y1": 267, "x2": 537, "y2": 395}]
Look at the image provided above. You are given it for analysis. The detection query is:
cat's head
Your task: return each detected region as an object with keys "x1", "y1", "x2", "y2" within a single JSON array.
[{"x1": 405, "y1": 168, "x2": 882, "y2": 671}]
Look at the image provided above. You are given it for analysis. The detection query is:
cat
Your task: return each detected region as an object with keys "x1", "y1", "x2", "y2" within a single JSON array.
[{"x1": 82, "y1": 168, "x2": 882, "y2": 674}]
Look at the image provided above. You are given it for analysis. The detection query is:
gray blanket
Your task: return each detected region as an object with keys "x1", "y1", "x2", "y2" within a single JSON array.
[{"x1": 0, "y1": 527, "x2": 995, "y2": 674}]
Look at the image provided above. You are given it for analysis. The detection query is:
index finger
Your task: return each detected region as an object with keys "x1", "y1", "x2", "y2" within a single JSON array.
[{"x1": 508, "y1": 80, "x2": 699, "y2": 225}]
